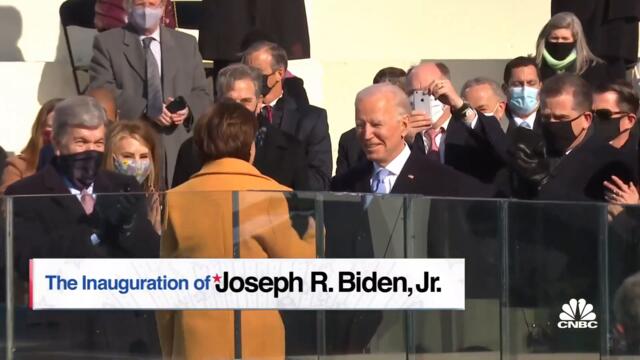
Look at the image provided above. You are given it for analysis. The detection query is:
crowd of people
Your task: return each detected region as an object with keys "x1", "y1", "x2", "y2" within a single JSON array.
[{"x1": 1, "y1": 0, "x2": 640, "y2": 358}]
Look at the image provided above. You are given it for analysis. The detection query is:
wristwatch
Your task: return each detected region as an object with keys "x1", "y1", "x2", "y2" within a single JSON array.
[{"x1": 453, "y1": 102, "x2": 475, "y2": 120}]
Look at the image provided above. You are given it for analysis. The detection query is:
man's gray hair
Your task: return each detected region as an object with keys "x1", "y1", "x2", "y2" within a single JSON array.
[
  {"x1": 52, "y1": 96, "x2": 107, "y2": 145},
  {"x1": 356, "y1": 83, "x2": 411, "y2": 119},
  {"x1": 216, "y1": 63, "x2": 263, "y2": 99},
  {"x1": 241, "y1": 41, "x2": 288, "y2": 72},
  {"x1": 461, "y1": 77, "x2": 507, "y2": 102}
]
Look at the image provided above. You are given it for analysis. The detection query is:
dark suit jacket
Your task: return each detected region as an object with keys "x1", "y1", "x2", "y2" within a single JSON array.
[
  {"x1": 332, "y1": 150, "x2": 497, "y2": 198},
  {"x1": 505, "y1": 109, "x2": 543, "y2": 138},
  {"x1": 4, "y1": 164, "x2": 160, "y2": 358},
  {"x1": 325, "y1": 151, "x2": 498, "y2": 354},
  {"x1": 89, "y1": 24, "x2": 211, "y2": 185},
  {"x1": 336, "y1": 127, "x2": 366, "y2": 177},
  {"x1": 272, "y1": 94, "x2": 332, "y2": 190},
  {"x1": 172, "y1": 125, "x2": 309, "y2": 190},
  {"x1": 198, "y1": 0, "x2": 310, "y2": 60},
  {"x1": 537, "y1": 132, "x2": 638, "y2": 202},
  {"x1": 434, "y1": 113, "x2": 510, "y2": 187}
]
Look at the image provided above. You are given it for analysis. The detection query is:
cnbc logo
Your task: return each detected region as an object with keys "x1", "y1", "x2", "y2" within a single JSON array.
[{"x1": 557, "y1": 298, "x2": 598, "y2": 329}]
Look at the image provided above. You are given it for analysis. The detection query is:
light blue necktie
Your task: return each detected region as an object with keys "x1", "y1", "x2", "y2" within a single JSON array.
[
  {"x1": 519, "y1": 121, "x2": 532, "y2": 129},
  {"x1": 372, "y1": 168, "x2": 389, "y2": 194}
]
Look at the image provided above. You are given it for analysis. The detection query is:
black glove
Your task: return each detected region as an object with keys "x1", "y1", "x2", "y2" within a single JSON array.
[
  {"x1": 512, "y1": 142, "x2": 551, "y2": 188},
  {"x1": 95, "y1": 193, "x2": 143, "y2": 229}
]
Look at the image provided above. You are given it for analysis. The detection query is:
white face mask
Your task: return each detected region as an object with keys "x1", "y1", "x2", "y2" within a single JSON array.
[
  {"x1": 429, "y1": 95, "x2": 445, "y2": 121},
  {"x1": 482, "y1": 103, "x2": 501, "y2": 117}
]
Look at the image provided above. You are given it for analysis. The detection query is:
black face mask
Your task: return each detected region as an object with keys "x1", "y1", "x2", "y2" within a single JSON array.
[
  {"x1": 54, "y1": 150, "x2": 103, "y2": 190},
  {"x1": 542, "y1": 114, "x2": 584, "y2": 157},
  {"x1": 261, "y1": 73, "x2": 278, "y2": 97},
  {"x1": 594, "y1": 109, "x2": 629, "y2": 142},
  {"x1": 545, "y1": 40, "x2": 576, "y2": 60}
]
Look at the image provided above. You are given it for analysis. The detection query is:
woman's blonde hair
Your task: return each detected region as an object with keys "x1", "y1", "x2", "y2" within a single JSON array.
[
  {"x1": 103, "y1": 120, "x2": 161, "y2": 192},
  {"x1": 21, "y1": 98, "x2": 63, "y2": 172},
  {"x1": 535, "y1": 12, "x2": 603, "y2": 75}
]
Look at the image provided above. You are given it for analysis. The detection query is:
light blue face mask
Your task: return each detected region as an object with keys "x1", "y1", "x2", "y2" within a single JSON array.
[{"x1": 509, "y1": 86, "x2": 539, "y2": 116}]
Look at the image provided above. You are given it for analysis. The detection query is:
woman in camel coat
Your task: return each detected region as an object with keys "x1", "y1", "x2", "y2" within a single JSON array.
[{"x1": 157, "y1": 101, "x2": 316, "y2": 359}]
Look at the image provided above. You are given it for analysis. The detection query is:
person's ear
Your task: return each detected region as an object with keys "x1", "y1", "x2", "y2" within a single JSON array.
[
  {"x1": 583, "y1": 111, "x2": 593, "y2": 126},
  {"x1": 275, "y1": 67, "x2": 285, "y2": 80},
  {"x1": 400, "y1": 114, "x2": 409, "y2": 137},
  {"x1": 622, "y1": 113, "x2": 637, "y2": 131}
]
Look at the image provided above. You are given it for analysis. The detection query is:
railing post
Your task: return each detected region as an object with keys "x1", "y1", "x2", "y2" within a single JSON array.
[{"x1": 5, "y1": 196, "x2": 14, "y2": 360}]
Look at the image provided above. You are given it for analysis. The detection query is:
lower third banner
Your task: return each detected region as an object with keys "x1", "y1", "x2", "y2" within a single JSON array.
[{"x1": 30, "y1": 258, "x2": 465, "y2": 310}]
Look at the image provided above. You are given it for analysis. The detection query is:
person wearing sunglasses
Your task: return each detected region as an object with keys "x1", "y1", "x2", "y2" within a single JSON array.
[
  {"x1": 597, "y1": 81, "x2": 640, "y2": 206},
  {"x1": 527, "y1": 73, "x2": 637, "y2": 202}
]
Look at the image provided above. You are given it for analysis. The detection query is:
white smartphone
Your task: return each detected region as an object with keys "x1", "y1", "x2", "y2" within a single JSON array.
[{"x1": 409, "y1": 91, "x2": 431, "y2": 115}]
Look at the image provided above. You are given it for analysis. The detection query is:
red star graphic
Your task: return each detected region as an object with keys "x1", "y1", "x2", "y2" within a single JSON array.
[{"x1": 213, "y1": 274, "x2": 221, "y2": 283}]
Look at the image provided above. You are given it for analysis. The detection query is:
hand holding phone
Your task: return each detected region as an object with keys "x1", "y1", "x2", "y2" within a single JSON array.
[{"x1": 166, "y1": 96, "x2": 187, "y2": 114}]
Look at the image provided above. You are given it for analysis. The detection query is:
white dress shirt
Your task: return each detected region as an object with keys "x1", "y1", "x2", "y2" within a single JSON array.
[
  {"x1": 370, "y1": 144, "x2": 411, "y2": 193},
  {"x1": 139, "y1": 27, "x2": 162, "y2": 77},
  {"x1": 513, "y1": 111, "x2": 537, "y2": 129}
]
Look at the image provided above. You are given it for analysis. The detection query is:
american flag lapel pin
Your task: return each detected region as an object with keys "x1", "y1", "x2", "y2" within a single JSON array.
[{"x1": 408, "y1": 174, "x2": 415, "y2": 180}]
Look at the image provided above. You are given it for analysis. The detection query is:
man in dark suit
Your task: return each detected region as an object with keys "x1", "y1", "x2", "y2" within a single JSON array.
[
  {"x1": 89, "y1": 0, "x2": 211, "y2": 187},
  {"x1": 521, "y1": 73, "x2": 637, "y2": 202},
  {"x1": 172, "y1": 63, "x2": 308, "y2": 190},
  {"x1": 5, "y1": 96, "x2": 159, "y2": 358},
  {"x1": 242, "y1": 41, "x2": 332, "y2": 190},
  {"x1": 325, "y1": 83, "x2": 498, "y2": 355},
  {"x1": 502, "y1": 56, "x2": 544, "y2": 137},
  {"x1": 405, "y1": 62, "x2": 509, "y2": 188},
  {"x1": 332, "y1": 83, "x2": 496, "y2": 198}
]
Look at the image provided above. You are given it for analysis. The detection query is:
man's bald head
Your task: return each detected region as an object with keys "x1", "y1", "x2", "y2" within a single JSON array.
[{"x1": 406, "y1": 62, "x2": 448, "y2": 92}]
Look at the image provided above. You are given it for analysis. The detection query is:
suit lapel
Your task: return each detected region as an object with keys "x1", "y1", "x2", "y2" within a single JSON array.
[
  {"x1": 122, "y1": 25, "x2": 146, "y2": 81},
  {"x1": 42, "y1": 165, "x2": 87, "y2": 220},
  {"x1": 391, "y1": 152, "x2": 418, "y2": 194},
  {"x1": 354, "y1": 161, "x2": 374, "y2": 193},
  {"x1": 272, "y1": 95, "x2": 298, "y2": 135},
  {"x1": 160, "y1": 26, "x2": 176, "y2": 98}
]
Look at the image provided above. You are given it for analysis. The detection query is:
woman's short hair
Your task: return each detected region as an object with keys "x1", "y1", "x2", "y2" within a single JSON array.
[
  {"x1": 103, "y1": 119, "x2": 162, "y2": 191},
  {"x1": 535, "y1": 12, "x2": 602, "y2": 75},
  {"x1": 194, "y1": 100, "x2": 258, "y2": 163}
]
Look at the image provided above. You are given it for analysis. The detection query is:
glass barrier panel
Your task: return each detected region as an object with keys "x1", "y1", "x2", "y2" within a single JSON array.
[
  {"x1": 10, "y1": 192, "x2": 160, "y2": 359},
  {"x1": 604, "y1": 203, "x2": 640, "y2": 357},
  {"x1": 408, "y1": 197, "x2": 503, "y2": 359},
  {"x1": 504, "y1": 200, "x2": 608, "y2": 360}
]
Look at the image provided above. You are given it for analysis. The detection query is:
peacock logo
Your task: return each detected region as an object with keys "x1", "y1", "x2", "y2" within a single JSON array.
[{"x1": 557, "y1": 298, "x2": 598, "y2": 328}]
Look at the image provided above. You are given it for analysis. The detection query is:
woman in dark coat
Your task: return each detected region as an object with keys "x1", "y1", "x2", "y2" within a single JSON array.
[{"x1": 535, "y1": 12, "x2": 610, "y2": 86}]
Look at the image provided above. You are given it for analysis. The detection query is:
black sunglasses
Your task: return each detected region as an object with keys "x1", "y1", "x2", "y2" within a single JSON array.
[{"x1": 593, "y1": 109, "x2": 630, "y2": 120}]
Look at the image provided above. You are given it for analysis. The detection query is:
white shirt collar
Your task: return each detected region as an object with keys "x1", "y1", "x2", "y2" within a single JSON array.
[
  {"x1": 513, "y1": 111, "x2": 537, "y2": 127},
  {"x1": 268, "y1": 93, "x2": 283, "y2": 107},
  {"x1": 373, "y1": 143, "x2": 411, "y2": 176},
  {"x1": 139, "y1": 27, "x2": 161, "y2": 42}
]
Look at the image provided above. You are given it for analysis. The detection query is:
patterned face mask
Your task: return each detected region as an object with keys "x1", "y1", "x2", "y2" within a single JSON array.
[{"x1": 113, "y1": 157, "x2": 151, "y2": 184}]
